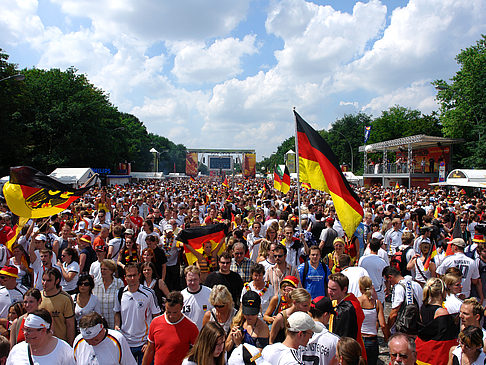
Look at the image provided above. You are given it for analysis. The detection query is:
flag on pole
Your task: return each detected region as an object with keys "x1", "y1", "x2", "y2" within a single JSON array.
[
  {"x1": 423, "y1": 243, "x2": 437, "y2": 271},
  {"x1": 176, "y1": 223, "x2": 227, "y2": 265},
  {"x1": 295, "y1": 111, "x2": 363, "y2": 237},
  {"x1": 2, "y1": 166, "x2": 94, "y2": 250},
  {"x1": 263, "y1": 179, "x2": 271, "y2": 192},
  {"x1": 364, "y1": 126, "x2": 371, "y2": 143},
  {"x1": 395, "y1": 182, "x2": 400, "y2": 189},
  {"x1": 273, "y1": 165, "x2": 290, "y2": 194}
]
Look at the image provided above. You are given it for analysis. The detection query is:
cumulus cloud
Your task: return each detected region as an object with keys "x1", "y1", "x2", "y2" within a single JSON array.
[
  {"x1": 362, "y1": 80, "x2": 439, "y2": 116},
  {"x1": 170, "y1": 35, "x2": 259, "y2": 84}
]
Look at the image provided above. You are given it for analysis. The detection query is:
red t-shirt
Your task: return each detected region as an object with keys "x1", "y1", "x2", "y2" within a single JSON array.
[
  {"x1": 129, "y1": 216, "x2": 143, "y2": 229},
  {"x1": 148, "y1": 313, "x2": 199, "y2": 365}
]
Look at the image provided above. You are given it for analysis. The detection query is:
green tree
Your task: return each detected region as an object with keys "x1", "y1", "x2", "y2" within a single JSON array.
[{"x1": 434, "y1": 35, "x2": 486, "y2": 168}]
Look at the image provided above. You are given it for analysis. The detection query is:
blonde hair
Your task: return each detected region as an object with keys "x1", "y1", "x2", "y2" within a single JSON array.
[
  {"x1": 443, "y1": 272, "x2": 462, "y2": 294},
  {"x1": 359, "y1": 276, "x2": 373, "y2": 300},
  {"x1": 209, "y1": 285, "x2": 234, "y2": 308},
  {"x1": 289, "y1": 288, "x2": 311, "y2": 304},
  {"x1": 184, "y1": 265, "x2": 201, "y2": 277},
  {"x1": 423, "y1": 278, "x2": 446, "y2": 304}
]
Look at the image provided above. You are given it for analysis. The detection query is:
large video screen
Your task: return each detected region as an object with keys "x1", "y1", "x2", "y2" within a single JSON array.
[{"x1": 209, "y1": 156, "x2": 232, "y2": 170}]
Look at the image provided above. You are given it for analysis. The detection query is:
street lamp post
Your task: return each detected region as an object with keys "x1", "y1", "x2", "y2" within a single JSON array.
[
  {"x1": 334, "y1": 131, "x2": 354, "y2": 172},
  {"x1": 150, "y1": 148, "x2": 159, "y2": 173},
  {"x1": 0, "y1": 74, "x2": 25, "y2": 83}
]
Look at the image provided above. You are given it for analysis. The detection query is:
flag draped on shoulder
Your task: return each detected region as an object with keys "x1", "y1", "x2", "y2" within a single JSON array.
[
  {"x1": 273, "y1": 165, "x2": 290, "y2": 194},
  {"x1": 295, "y1": 111, "x2": 363, "y2": 237},
  {"x1": 2, "y1": 166, "x2": 95, "y2": 250},
  {"x1": 176, "y1": 223, "x2": 227, "y2": 265},
  {"x1": 423, "y1": 243, "x2": 437, "y2": 271}
]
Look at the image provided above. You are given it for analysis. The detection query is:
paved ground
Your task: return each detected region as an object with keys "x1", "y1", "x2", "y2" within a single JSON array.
[{"x1": 377, "y1": 301, "x2": 392, "y2": 365}]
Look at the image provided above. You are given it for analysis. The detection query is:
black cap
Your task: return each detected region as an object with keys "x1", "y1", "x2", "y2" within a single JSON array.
[
  {"x1": 242, "y1": 291, "x2": 261, "y2": 315},
  {"x1": 311, "y1": 296, "x2": 334, "y2": 314}
]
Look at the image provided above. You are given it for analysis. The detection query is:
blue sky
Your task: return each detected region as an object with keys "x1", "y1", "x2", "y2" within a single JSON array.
[{"x1": 1, "y1": 0, "x2": 485, "y2": 160}]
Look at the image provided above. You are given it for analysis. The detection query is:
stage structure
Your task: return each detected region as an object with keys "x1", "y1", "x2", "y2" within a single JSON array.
[
  {"x1": 359, "y1": 134, "x2": 462, "y2": 188},
  {"x1": 187, "y1": 148, "x2": 256, "y2": 178}
]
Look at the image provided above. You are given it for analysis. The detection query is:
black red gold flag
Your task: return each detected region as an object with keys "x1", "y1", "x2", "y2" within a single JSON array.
[
  {"x1": 416, "y1": 314, "x2": 459, "y2": 365},
  {"x1": 295, "y1": 111, "x2": 363, "y2": 236},
  {"x1": 222, "y1": 177, "x2": 229, "y2": 188},
  {"x1": 273, "y1": 165, "x2": 290, "y2": 194},
  {"x1": 176, "y1": 223, "x2": 227, "y2": 265},
  {"x1": 2, "y1": 166, "x2": 94, "y2": 250},
  {"x1": 263, "y1": 179, "x2": 270, "y2": 192},
  {"x1": 3, "y1": 166, "x2": 93, "y2": 219}
]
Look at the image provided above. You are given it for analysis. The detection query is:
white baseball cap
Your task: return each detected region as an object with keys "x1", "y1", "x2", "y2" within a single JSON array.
[
  {"x1": 372, "y1": 232, "x2": 384, "y2": 240},
  {"x1": 228, "y1": 343, "x2": 270, "y2": 365},
  {"x1": 287, "y1": 311, "x2": 323, "y2": 333}
]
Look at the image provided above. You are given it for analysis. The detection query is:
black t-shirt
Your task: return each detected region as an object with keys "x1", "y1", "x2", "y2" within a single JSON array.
[
  {"x1": 153, "y1": 246, "x2": 167, "y2": 278},
  {"x1": 204, "y1": 270, "x2": 244, "y2": 308}
]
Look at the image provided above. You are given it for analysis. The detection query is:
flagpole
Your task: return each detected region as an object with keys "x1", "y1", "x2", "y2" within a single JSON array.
[{"x1": 293, "y1": 108, "x2": 302, "y2": 237}]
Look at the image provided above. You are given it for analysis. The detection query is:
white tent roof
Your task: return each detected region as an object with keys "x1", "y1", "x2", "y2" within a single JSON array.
[
  {"x1": 49, "y1": 168, "x2": 95, "y2": 185},
  {"x1": 430, "y1": 169, "x2": 486, "y2": 188}
]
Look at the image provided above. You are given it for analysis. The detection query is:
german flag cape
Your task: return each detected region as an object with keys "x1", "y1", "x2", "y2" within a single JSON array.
[
  {"x1": 295, "y1": 111, "x2": 363, "y2": 237},
  {"x1": 416, "y1": 313, "x2": 459, "y2": 365},
  {"x1": 423, "y1": 243, "x2": 437, "y2": 271},
  {"x1": 176, "y1": 223, "x2": 227, "y2": 265},
  {"x1": 3, "y1": 166, "x2": 94, "y2": 250}
]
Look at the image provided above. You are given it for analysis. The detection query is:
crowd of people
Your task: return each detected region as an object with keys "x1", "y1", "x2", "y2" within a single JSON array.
[{"x1": 0, "y1": 176, "x2": 484, "y2": 364}]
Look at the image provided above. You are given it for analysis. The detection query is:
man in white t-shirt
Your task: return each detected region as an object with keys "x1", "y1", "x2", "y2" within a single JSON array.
[
  {"x1": 107, "y1": 226, "x2": 124, "y2": 262},
  {"x1": 436, "y1": 238, "x2": 482, "y2": 301},
  {"x1": 340, "y1": 254, "x2": 369, "y2": 299},
  {"x1": 384, "y1": 266, "x2": 423, "y2": 333},
  {"x1": 0, "y1": 266, "x2": 27, "y2": 318},
  {"x1": 114, "y1": 263, "x2": 161, "y2": 364},
  {"x1": 181, "y1": 265, "x2": 212, "y2": 330},
  {"x1": 74, "y1": 311, "x2": 136, "y2": 365},
  {"x1": 247, "y1": 222, "x2": 264, "y2": 263},
  {"x1": 262, "y1": 311, "x2": 323, "y2": 364},
  {"x1": 359, "y1": 238, "x2": 388, "y2": 302},
  {"x1": 299, "y1": 296, "x2": 339, "y2": 365},
  {"x1": 363, "y1": 232, "x2": 390, "y2": 265}
]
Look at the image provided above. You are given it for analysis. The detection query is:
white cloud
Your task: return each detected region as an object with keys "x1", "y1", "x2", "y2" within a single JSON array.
[
  {"x1": 170, "y1": 35, "x2": 258, "y2": 84},
  {"x1": 50, "y1": 0, "x2": 251, "y2": 41},
  {"x1": 362, "y1": 80, "x2": 439, "y2": 116}
]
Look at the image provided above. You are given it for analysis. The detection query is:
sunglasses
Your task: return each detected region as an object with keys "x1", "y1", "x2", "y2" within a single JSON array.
[
  {"x1": 214, "y1": 304, "x2": 225, "y2": 308},
  {"x1": 390, "y1": 353, "x2": 409, "y2": 359},
  {"x1": 274, "y1": 254, "x2": 284, "y2": 258},
  {"x1": 78, "y1": 282, "x2": 91, "y2": 287}
]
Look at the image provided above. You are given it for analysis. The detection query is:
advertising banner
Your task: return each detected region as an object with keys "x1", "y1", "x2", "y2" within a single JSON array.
[
  {"x1": 185, "y1": 152, "x2": 198, "y2": 176},
  {"x1": 243, "y1": 153, "x2": 256, "y2": 177}
]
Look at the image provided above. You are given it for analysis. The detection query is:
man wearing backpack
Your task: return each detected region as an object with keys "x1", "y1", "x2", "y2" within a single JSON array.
[
  {"x1": 383, "y1": 266, "x2": 423, "y2": 335},
  {"x1": 298, "y1": 245, "x2": 330, "y2": 299}
]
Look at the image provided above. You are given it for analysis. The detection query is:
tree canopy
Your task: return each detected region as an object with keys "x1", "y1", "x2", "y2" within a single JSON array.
[
  {"x1": 0, "y1": 50, "x2": 186, "y2": 176},
  {"x1": 434, "y1": 35, "x2": 486, "y2": 168}
]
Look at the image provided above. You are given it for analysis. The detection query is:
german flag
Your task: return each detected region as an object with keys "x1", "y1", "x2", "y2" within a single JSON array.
[
  {"x1": 176, "y1": 223, "x2": 227, "y2": 265},
  {"x1": 416, "y1": 314, "x2": 459, "y2": 365},
  {"x1": 302, "y1": 182, "x2": 311, "y2": 190},
  {"x1": 222, "y1": 177, "x2": 229, "y2": 188},
  {"x1": 295, "y1": 111, "x2": 363, "y2": 237},
  {"x1": 2, "y1": 166, "x2": 94, "y2": 250},
  {"x1": 263, "y1": 179, "x2": 271, "y2": 192},
  {"x1": 274, "y1": 165, "x2": 290, "y2": 194},
  {"x1": 423, "y1": 243, "x2": 437, "y2": 271},
  {"x1": 5, "y1": 215, "x2": 29, "y2": 251}
]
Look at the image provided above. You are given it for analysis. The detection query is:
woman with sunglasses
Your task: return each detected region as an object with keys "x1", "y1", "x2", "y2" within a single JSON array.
[
  {"x1": 72, "y1": 274, "x2": 99, "y2": 331},
  {"x1": 140, "y1": 262, "x2": 169, "y2": 310},
  {"x1": 182, "y1": 322, "x2": 226, "y2": 365},
  {"x1": 58, "y1": 247, "x2": 80, "y2": 294},
  {"x1": 202, "y1": 285, "x2": 237, "y2": 335},
  {"x1": 9, "y1": 288, "x2": 42, "y2": 347}
]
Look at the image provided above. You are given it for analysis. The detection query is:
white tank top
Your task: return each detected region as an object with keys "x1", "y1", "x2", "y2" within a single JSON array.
[{"x1": 361, "y1": 306, "x2": 378, "y2": 336}]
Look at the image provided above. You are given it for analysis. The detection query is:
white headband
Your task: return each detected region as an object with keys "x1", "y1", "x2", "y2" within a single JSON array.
[
  {"x1": 24, "y1": 314, "x2": 50, "y2": 330},
  {"x1": 80, "y1": 323, "x2": 103, "y2": 340}
]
